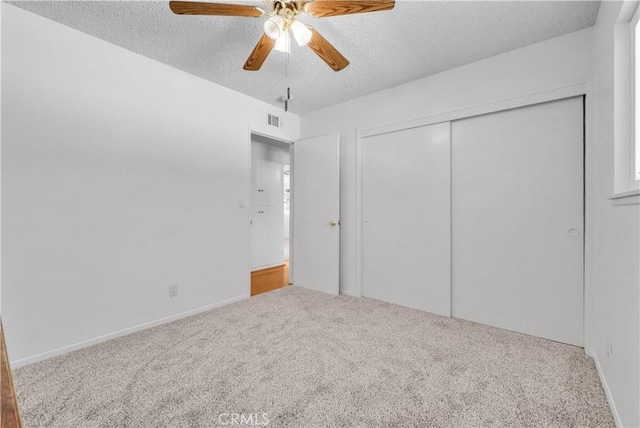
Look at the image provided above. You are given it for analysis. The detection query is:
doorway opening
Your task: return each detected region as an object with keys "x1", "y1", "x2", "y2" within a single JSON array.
[{"x1": 249, "y1": 132, "x2": 292, "y2": 296}]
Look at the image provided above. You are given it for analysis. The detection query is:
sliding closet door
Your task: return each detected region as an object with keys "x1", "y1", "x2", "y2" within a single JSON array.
[
  {"x1": 362, "y1": 122, "x2": 450, "y2": 316},
  {"x1": 452, "y1": 97, "x2": 584, "y2": 346}
]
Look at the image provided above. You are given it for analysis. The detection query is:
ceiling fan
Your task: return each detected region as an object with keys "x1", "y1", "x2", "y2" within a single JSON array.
[{"x1": 169, "y1": 0, "x2": 395, "y2": 72}]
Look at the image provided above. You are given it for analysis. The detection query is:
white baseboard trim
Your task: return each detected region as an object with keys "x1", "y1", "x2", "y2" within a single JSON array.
[
  {"x1": 593, "y1": 353, "x2": 623, "y2": 428},
  {"x1": 10, "y1": 294, "x2": 249, "y2": 368},
  {"x1": 339, "y1": 289, "x2": 358, "y2": 297}
]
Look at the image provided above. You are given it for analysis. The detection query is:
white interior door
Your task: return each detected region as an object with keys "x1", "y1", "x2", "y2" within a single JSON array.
[
  {"x1": 451, "y1": 96, "x2": 584, "y2": 346},
  {"x1": 362, "y1": 122, "x2": 451, "y2": 316},
  {"x1": 292, "y1": 134, "x2": 340, "y2": 295}
]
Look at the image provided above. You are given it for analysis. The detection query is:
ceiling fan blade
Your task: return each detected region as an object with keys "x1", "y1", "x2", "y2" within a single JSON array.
[
  {"x1": 169, "y1": 1, "x2": 264, "y2": 17},
  {"x1": 304, "y1": 0, "x2": 394, "y2": 18},
  {"x1": 243, "y1": 33, "x2": 276, "y2": 71},
  {"x1": 307, "y1": 28, "x2": 349, "y2": 71}
]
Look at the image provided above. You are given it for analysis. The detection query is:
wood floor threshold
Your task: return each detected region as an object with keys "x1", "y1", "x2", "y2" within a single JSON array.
[
  {"x1": 251, "y1": 263, "x2": 287, "y2": 296},
  {"x1": 1, "y1": 324, "x2": 23, "y2": 428}
]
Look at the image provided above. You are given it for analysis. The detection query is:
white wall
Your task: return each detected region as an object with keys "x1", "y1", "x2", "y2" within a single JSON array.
[
  {"x1": 586, "y1": 2, "x2": 640, "y2": 426},
  {"x1": 1, "y1": 5, "x2": 299, "y2": 365},
  {"x1": 301, "y1": 28, "x2": 593, "y2": 298}
]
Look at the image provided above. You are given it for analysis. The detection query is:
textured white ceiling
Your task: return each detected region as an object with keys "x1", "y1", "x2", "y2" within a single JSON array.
[{"x1": 8, "y1": 0, "x2": 600, "y2": 114}]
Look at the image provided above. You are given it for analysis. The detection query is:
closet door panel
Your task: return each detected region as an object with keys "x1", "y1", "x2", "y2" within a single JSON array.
[
  {"x1": 362, "y1": 122, "x2": 451, "y2": 316},
  {"x1": 260, "y1": 205, "x2": 284, "y2": 267},
  {"x1": 451, "y1": 97, "x2": 584, "y2": 346},
  {"x1": 250, "y1": 207, "x2": 262, "y2": 269},
  {"x1": 251, "y1": 144, "x2": 265, "y2": 206},
  {"x1": 261, "y1": 154, "x2": 283, "y2": 206}
]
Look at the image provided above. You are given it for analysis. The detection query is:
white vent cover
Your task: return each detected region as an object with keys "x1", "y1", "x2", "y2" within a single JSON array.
[{"x1": 267, "y1": 114, "x2": 282, "y2": 127}]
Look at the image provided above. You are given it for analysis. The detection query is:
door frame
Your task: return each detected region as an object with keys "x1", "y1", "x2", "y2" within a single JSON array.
[
  {"x1": 247, "y1": 130, "x2": 294, "y2": 294},
  {"x1": 355, "y1": 84, "x2": 588, "y2": 323}
]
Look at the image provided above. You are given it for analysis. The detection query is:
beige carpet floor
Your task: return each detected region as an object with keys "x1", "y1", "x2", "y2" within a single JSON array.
[{"x1": 14, "y1": 286, "x2": 614, "y2": 428}]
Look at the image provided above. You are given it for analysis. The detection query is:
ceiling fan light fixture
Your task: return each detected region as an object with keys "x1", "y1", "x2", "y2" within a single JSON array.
[
  {"x1": 274, "y1": 30, "x2": 291, "y2": 53},
  {"x1": 290, "y1": 20, "x2": 312, "y2": 46},
  {"x1": 264, "y1": 15, "x2": 284, "y2": 39},
  {"x1": 169, "y1": 0, "x2": 396, "y2": 71}
]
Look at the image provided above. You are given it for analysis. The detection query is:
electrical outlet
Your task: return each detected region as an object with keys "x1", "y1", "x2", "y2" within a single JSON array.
[
  {"x1": 169, "y1": 284, "x2": 178, "y2": 298},
  {"x1": 607, "y1": 338, "x2": 614, "y2": 359}
]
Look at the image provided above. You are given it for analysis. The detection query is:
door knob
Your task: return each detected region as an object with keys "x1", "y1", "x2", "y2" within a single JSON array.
[
  {"x1": 329, "y1": 220, "x2": 338, "y2": 227},
  {"x1": 568, "y1": 228, "x2": 580, "y2": 237}
]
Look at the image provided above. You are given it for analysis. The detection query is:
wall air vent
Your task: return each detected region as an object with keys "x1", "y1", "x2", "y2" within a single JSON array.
[{"x1": 267, "y1": 114, "x2": 281, "y2": 128}]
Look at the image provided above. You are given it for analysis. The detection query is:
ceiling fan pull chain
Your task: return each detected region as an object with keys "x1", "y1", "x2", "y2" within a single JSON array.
[{"x1": 283, "y1": 46, "x2": 291, "y2": 112}]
